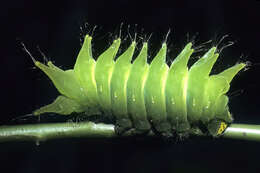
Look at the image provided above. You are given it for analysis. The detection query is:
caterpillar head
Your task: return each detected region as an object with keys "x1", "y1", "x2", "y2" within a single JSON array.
[
  {"x1": 169, "y1": 43, "x2": 245, "y2": 137},
  {"x1": 187, "y1": 48, "x2": 246, "y2": 136}
]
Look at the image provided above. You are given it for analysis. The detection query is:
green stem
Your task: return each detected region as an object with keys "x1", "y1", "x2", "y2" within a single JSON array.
[
  {"x1": 0, "y1": 122, "x2": 116, "y2": 143},
  {"x1": 222, "y1": 123, "x2": 260, "y2": 142},
  {"x1": 0, "y1": 122, "x2": 260, "y2": 143}
]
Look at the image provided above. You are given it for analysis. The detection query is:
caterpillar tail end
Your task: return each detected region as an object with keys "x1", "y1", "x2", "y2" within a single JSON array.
[{"x1": 33, "y1": 95, "x2": 85, "y2": 116}]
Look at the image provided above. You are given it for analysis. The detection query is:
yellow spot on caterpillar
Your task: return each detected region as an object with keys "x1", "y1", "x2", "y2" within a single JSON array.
[{"x1": 217, "y1": 122, "x2": 228, "y2": 135}]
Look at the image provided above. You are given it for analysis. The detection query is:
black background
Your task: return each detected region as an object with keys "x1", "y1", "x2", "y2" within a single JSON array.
[{"x1": 1, "y1": 0, "x2": 260, "y2": 173}]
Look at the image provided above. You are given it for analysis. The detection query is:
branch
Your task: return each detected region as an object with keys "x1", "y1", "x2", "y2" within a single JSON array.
[
  {"x1": 222, "y1": 124, "x2": 260, "y2": 142},
  {"x1": 0, "y1": 122, "x2": 260, "y2": 143},
  {"x1": 0, "y1": 122, "x2": 117, "y2": 143}
]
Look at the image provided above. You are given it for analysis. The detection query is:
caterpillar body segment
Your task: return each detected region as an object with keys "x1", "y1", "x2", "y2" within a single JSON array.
[
  {"x1": 201, "y1": 75, "x2": 230, "y2": 124},
  {"x1": 211, "y1": 63, "x2": 246, "y2": 124},
  {"x1": 144, "y1": 43, "x2": 172, "y2": 136},
  {"x1": 165, "y1": 43, "x2": 193, "y2": 134},
  {"x1": 33, "y1": 34, "x2": 246, "y2": 137},
  {"x1": 110, "y1": 41, "x2": 136, "y2": 133},
  {"x1": 126, "y1": 43, "x2": 151, "y2": 134},
  {"x1": 186, "y1": 47, "x2": 219, "y2": 123},
  {"x1": 74, "y1": 35, "x2": 99, "y2": 107},
  {"x1": 94, "y1": 38, "x2": 121, "y2": 116}
]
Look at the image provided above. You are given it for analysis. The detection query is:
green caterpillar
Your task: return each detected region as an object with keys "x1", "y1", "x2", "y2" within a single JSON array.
[{"x1": 31, "y1": 34, "x2": 245, "y2": 138}]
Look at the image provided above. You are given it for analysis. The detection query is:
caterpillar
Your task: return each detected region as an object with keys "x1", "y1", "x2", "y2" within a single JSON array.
[{"x1": 30, "y1": 34, "x2": 245, "y2": 138}]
